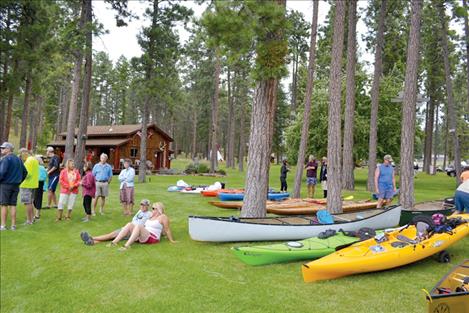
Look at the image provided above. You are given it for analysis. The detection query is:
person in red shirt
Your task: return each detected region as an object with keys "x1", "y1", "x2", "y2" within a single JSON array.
[{"x1": 57, "y1": 159, "x2": 81, "y2": 221}]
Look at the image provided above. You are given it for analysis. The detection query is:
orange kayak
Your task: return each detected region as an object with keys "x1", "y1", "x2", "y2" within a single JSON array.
[{"x1": 202, "y1": 189, "x2": 244, "y2": 197}]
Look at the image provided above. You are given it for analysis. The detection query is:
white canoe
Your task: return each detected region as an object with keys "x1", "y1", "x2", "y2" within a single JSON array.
[{"x1": 188, "y1": 205, "x2": 402, "y2": 242}]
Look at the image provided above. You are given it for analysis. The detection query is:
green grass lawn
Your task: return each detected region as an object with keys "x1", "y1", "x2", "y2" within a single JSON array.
[{"x1": 1, "y1": 159, "x2": 467, "y2": 313}]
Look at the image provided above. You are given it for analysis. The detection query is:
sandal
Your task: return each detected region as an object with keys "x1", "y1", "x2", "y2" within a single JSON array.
[
  {"x1": 118, "y1": 246, "x2": 130, "y2": 252},
  {"x1": 106, "y1": 242, "x2": 117, "y2": 248}
]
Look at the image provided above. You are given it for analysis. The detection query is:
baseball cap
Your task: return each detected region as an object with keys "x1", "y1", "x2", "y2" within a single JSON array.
[
  {"x1": 46, "y1": 146, "x2": 54, "y2": 152},
  {"x1": 140, "y1": 199, "x2": 151, "y2": 206},
  {"x1": 0, "y1": 142, "x2": 14, "y2": 150},
  {"x1": 384, "y1": 155, "x2": 393, "y2": 162}
]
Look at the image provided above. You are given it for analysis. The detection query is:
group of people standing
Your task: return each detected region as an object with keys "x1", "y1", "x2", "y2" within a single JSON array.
[
  {"x1": 0, "y1": 141, "x2": 137, "y2": 230},
  {"x1": 280, "y1": 155, "x2": 328, "y2": 198}
]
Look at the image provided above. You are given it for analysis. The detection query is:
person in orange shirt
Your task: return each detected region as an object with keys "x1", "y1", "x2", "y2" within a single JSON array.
[
  {"x1": 460, "y1": 166, "x2": 469, "y2": 182},
  {"x1": 57, "y1": 159, "x2": 81, "y2": 221}
]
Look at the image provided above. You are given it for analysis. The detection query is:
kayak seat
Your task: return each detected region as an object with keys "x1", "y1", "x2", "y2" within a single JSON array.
[
  {"x1": 396, "y1": 234, "x2": 418, "y2": 245},
  {"x1": 391, "y1": 241, "x2": 410, "y2": 248},
  {"x1": 317, "y1": 210, "x2": 334, "y2": 224}
]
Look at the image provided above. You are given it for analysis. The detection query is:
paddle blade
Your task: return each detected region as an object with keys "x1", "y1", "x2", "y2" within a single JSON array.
[{"x1": 343, "y1": 195, "x2": 354, "y2": 201}]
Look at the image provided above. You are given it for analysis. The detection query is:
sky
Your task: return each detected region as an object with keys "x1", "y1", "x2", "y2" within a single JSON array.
[{"x1": 92, "y1": 0, "x2": 372, "y2": 67}]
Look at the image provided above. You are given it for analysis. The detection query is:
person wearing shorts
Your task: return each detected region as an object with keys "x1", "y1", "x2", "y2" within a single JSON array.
[
  {"x1": 19, "y1": 148, "x2": 39, "y2": 225},
  {"x1": 46, "y1": 147, "x2": 61, "y2": 209},
  {"x1": 92, "y1": 153, "x2": 113, "y2": 215},
  {"x1": 454, "y1": 179, "x2": 469, "y2": 213},
  {"x1": 108, "y1": 202, "x2": 176, "y2": 251},
  {"x1": 305, "y1": 155, "x2": 318, "y2": 198},
  {"x1": 118, "y1": 159, "x2": 135, "y2": 216},
  {"x1": 57, "y1": 159, "x2": 81, "y2": 221},
  {"x1": 33, "y1": 156, "x2": 48, "y2": 220},
  {"x1": 80, "y1": 199, "x2": 152, "y2": 245},
  {"x1": 0, "y1": 142, "x2": 27, "y2": 231},
  {"x1": 374, "y1": 155, "x2": 396, "y2": 209}
]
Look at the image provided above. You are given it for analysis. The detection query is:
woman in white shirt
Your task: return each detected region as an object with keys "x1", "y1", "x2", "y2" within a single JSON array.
[
  {"x1": 118, "y1": 159, "x2": 135, "y2": 216},
  {"x1": 108, "y1": 202, "x2": 176, "y2": 251}
]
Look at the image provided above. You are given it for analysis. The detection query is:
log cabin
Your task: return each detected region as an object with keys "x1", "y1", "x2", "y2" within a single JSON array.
[{"x1": 48, "y1": 124, "x2": 173, "y2": 173}]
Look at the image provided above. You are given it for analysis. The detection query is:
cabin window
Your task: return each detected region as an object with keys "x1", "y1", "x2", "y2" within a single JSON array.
[{"x1": 130, "y1": 147, "x2": 138, "y2": 158}]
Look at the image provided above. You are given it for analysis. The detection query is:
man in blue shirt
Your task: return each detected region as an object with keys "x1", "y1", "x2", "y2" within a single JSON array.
[
  {"x1": 374, "y1": 154, "x2": 397, "y2": 209},
  {"x1": 92, "y1": 153, "x2": 113, "y2": 215},
  {"x1": 0, "y1": 142, "x2": 27, "y2": 231}
]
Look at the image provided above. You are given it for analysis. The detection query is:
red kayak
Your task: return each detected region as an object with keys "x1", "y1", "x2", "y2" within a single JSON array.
[{"x1": 201, "y1": 189, "x2": 244, "y2": 197}]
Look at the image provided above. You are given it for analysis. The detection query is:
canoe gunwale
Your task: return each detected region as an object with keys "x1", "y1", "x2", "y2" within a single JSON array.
[{"x1": 189, "y1": 205, "x2": 399, "y2": 227}]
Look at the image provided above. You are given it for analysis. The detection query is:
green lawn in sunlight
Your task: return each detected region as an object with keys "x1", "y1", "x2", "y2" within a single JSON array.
[{"x1": 1, "y1": 158, "x2": 466, "y2": 313}]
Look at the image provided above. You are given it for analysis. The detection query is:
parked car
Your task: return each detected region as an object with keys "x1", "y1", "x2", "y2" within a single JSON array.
[{"x1": 445, "y1": 161, "x2": 468, "y2": 177}]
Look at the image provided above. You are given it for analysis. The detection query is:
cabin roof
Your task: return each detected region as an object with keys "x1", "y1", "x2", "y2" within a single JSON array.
[
  {"x1": 58, "y1": 124, "x2": 173, "y2": 142},
  {"x1": 48, "y1": 138, "x2": 131, "y2": 147}
]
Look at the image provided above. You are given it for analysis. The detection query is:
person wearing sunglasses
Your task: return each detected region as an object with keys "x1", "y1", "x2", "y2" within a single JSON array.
[
  {"x1": 108, "y1": 202, "x2": 176, "y2": 251},
  {"x1": 80, "y1": 199, "x2": 152, "y2": 245}
]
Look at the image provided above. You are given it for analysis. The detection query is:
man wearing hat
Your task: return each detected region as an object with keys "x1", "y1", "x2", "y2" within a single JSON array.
[
  {"x1": 0, "y1": 142, "x2": 27, "y2": 231},
  {"x1": 374, "y1": 154, "x2": 397, "y2": 209},
  {"x1": 46, "y1": 146, "x2": 61, "y2": 209}
]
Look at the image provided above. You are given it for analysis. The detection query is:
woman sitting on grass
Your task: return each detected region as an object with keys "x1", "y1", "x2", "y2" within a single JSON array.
[
  {"x1": 80, "y1": 199, "x2": 153, "y2": 245},
  {"x1": 108, "y1": 202, "x2": 176, "y2": 251}
]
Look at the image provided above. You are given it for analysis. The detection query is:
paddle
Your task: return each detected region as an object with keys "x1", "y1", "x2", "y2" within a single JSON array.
[{"x1": 342, "y1": 195, "x2": 354, "y2": 201}]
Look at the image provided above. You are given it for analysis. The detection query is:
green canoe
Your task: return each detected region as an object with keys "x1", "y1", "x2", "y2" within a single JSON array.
[{"x1": 231, "y1": 233, "x2": 360, "y2": 266}]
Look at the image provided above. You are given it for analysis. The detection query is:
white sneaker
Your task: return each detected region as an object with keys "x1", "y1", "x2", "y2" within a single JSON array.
[
  {"x1": 92, "y1": 211, "x2": 96, "y2": 216},
  {"x1": 0, "y1": 226, "x2": 7, "y2": 231}
]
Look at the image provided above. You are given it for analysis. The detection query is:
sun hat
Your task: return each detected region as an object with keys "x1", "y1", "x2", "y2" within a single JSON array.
[
  {"x1": 140, "y1": 199, "x2": 151, "y2": 206},
  {"x1": 383, "y1": 155, "x2": 393, "y2": 162},
  {"x1": 0, "y1": 142, "x2": 14, "y2": 150}
]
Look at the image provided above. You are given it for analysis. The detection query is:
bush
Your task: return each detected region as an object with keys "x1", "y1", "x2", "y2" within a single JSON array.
[
  {"x1": 217, "y1": 169, "x2": 226, "y2": 176},
  {"x1": 184, "y1": 162, "x2": 210, "y2": 174}
]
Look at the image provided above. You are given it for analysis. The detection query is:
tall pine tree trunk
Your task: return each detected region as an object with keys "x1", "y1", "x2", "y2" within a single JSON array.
[
  {"x1": 191, "y1": 110, "x2": 197, "y2": 159},
  {"x1": 399, "y1": 0, "x2": 423, "y2": 210},
  {"x1": 463, "y1": 0, "x2": 469, "y2": 113},
  {"x1": 241, "y1": 0, "x2": 286, "y2": 217},
  {"x1": 64, "y1": 4, "x2": 86, "y2": 162},
  {"x1": 326, "y1": 0, "x2": 346, "y2": 214},
  {"x1": 75, "y1": 0, "x2": 92, "y2": 171},
  {"x1": 20, "y1": 73, "x2": 32, "y2": 148},
  {"x1": 210, "y1": 51, "x2": 221, "y2": 173},
  {"x1": 423, "y1": 97, "x2": 435, "y2": 174},
  {"x1": 367, "y1": 0, "x2": 387, "y2": 191},
  {"x1": 226, "y1": 69, "x2": 233, "y2": 168},
  {"x1": 238, "y1": 84, "x2": 246, "y2": 172},
  {"x1": 27, "y1": 98, "x2": 35, "y2": 149},
  {"x1": 433, "y1": 103, "x2": 439, "y2": 173},
  {"x1": 342, "y1": 0, "x2": 357, "y2": 191},
  {"x1": 60, "y1": 86, "x2": 69, "y2": 133},
  {"x1": 437, "y1": 0, "x2": 462, "y2": 182},
  {"x1": 292, "y1": 0, "x2": 319, "y2": 198},
  {"x1": 138, "y1": 99, "x2": 149, "y2": 182},
  {"x1": 241, "y1": 80, "x2": 278, "y2": 217},
  {"x1": 4, "y1": 60, "x2": 18, "y2": 142},
  {"x1": 228, "y1": 70, "x2": 236, "y2": 169},
  {"x1": 0, "y1": 56, "x2": 7, "y2": 142}
]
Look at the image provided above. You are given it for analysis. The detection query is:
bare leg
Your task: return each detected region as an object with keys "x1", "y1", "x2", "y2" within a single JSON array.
[
  {"x1": 123, "y1": 224, "x2": 150, "y2": 249},
  {"x1": 1, "y1": 206, "x2": 7, "y2": 227},
  {"x1": 93, "y1": 231, "x2": 119, "y2": 243},
  {"x1": 47, "y1": 191, "x2": 53, "y2": 207},
  {"x1": 92, "y1": 197, "x2": 98, "y2": 215},
  {"x1": 100, "y1": 197, "x2": 106, "y2": 214},
  {"x1": 66, "y1": 210, "x2": 72, "y2": 219},
  {"x1": 50, "y1": 191, "x2": 57, "y2": 207},
  {"x1": 111, "y1": 223, "x2": 135, "y2": 244},
  {"x1": 377, "y1": 198, "x2": 385, "y2": 209},
  {"x1": 26, "y1": 203, "x2": 34, "y2": 223},
  {"x1": 56, "y1": 209, "x2": 63, "y2": 221},
  {"x1": 311, "y1": 185, "x2": 316, "y2": 198},
  {"x1": 11, "y1": 206, "x2": 16, "y2": 227}
]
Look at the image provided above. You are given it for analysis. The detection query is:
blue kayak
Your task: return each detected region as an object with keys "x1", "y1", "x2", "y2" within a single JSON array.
[{"x1": 218, "y1": 192, "x2": 289, "y2": 201}]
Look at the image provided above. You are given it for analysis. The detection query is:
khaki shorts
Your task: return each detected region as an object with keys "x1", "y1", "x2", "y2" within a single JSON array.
[
  {"x1": 95, "y1": 181, "x2": 109, "y2": 197},
  {"x1": 20, "y1": 188, "x2": 35, "y2": 205}
]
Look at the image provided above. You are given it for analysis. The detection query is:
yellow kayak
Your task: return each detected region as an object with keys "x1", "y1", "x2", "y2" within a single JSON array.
[
  {"x1": 302, "y1": 213, "x2": 469, "y2": 283},
  {"x1": 425, "y1": 259, "x2": 469, "y2": 313}
]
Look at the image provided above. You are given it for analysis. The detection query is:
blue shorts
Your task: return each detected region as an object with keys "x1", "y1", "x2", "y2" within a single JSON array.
[
  {"x1": 48, "y1": 175, "x2": 59, "y2": 192},
  {"x1": 377, "y1": 189, "x2": 394, "y2": 200},
  {"x1": 455, "y1": 190, "x2": 469, "y2": 213},
  {"x1": 306, "y1": 177, "x2": 317, "y2": 186}
]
